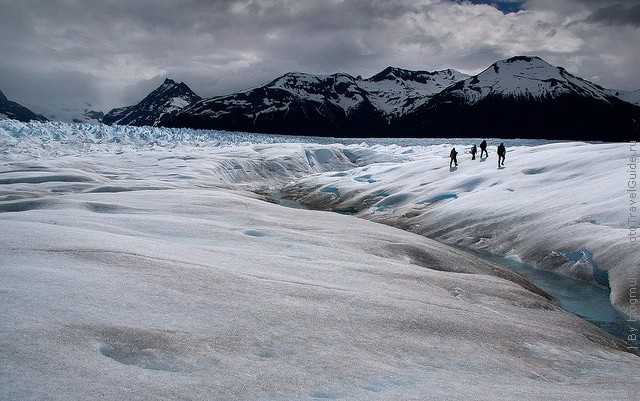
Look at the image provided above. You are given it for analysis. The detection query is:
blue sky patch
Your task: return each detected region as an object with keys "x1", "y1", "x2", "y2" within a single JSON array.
[{"x1": 465, "y1": 0, "x2": 525, "y2": 14}]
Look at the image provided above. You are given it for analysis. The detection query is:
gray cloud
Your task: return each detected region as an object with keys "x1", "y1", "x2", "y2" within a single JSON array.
[
  {"x1": 586, "y1": 3, "x2": 640, "y2": 26},
  {"x1": 0, "y1": 0, "x2": 639, "y2": 114}
]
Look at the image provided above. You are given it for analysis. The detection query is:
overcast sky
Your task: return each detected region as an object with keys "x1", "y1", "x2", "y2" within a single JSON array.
[{"x1": 1, "y1": 0, "x2": 639, "y2": 113}]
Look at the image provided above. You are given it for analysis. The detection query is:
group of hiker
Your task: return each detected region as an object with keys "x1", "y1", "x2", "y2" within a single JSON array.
[{"x1": 449, "y1": 140, "x2": 506, "y2": 168}]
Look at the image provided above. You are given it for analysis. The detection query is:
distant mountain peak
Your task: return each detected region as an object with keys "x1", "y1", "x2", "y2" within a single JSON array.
[
  {"x1": 488, "y1": 55, "x2": 552, "y2": 72},
  {"x1": 0, "y1": 89, "x2": 47, "y2": 122},
  {"x1": 484, "y1": 55, "x2": 557, "y2": 77},
  {"x1": 369, "y1": 66, "x2": 411, "y2": 80},
  {"x1": 103, "y1": 78, "x2": 201, "y2": 127},
  {"x1": 501, "y1": 55, "x2": 544, "y2": 63},
  {"x1": 368, "y1": 66, "x2": 467, "y2": 84},
  {"x1": 390, "y1": 56, "x2": 639, "y2": 141},
  {"x1": 444, "y1": 55, "x2": 617, "y2": 105}
]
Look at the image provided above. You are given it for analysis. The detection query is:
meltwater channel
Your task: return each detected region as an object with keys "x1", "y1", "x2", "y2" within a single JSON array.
[
  {"x1": 477, "y1": 252, "x2": 639, "y2": 345},
  {"x1": 270, "y1": 187, "x2": 639, "y2": 347}
]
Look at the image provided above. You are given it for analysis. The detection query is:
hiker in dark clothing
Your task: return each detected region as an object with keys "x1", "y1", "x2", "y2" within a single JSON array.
[
  {"x1": 450, "y1": 147, "x2": 458, "y2": 167},
  {"x1": 497, "y1": 143, "x2": 506, "y2": 167},
  {"x1": 470, "y1": 144, "x2": 477, "y2": 160},
  {"x1": 480, "y1": 140, "x2": 488, "y2": 158}
]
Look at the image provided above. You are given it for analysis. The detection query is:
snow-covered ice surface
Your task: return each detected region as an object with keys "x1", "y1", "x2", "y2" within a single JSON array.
[
  {"x1": 1, "y1": 121, "x2": 639, "y2": 400},
  {"x1": 283, "y1": 141, "x2": 640, "y2": 319}
]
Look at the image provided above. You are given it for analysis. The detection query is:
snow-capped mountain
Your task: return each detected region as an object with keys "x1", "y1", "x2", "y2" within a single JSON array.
[
  {"x1": 442, "y1": 56, "x2": 614, "y2": 104},
  {"x1": 392, "y1": 56, "x2": 640, "y2": 141},
  {"x1": 164, "y1": 68, "x2": 467, "y2": 135},
  {"x1": 105, "y1": 56, "x2": 640, "y2": 141},
  {"x1": 361, "y1": 67, "x2": 469, "y2": 117},
  {"x1": 103, "y1": 78, "x2": 201, "y2": 126},
  {"x1": 0, "y1": 90, "x2": 47, "y2": 122},
  {"x1": 165, "y1": 72, "x2": 379, "y2": 135}
]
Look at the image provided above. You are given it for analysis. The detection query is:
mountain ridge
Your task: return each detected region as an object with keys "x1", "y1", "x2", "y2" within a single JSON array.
[
  {"x1": 0, "y1": 89, "x2": 48, "y2": 123},
  {"x1": 390, "y1": 56, "x2": 639, "y2": 141},
  {"x1": 162, "y1": 66, "x2": 470, "y2": 135},
  {"x1": 83, "y1": 57, "x2": 640, "y2": 141}
]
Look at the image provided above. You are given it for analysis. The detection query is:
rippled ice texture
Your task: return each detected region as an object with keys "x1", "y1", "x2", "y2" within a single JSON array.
[{"x1": 1, "y1": 121, "x2": 639, "y2": 400}]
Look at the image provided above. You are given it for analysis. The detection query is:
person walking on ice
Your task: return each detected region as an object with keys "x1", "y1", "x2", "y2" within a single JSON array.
[
  {"x1": 480, "y1": 140, "x2": 489, "y2": 159},
  {"x1": 470, "y1": 144, "x2": 477, "y2": 160},
  {"x1": 497, "y1": 143, "x2": 506, "y2": 167},
  {"x1": 450, "y1": 147, "x2": 458, "y2": 168}
]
